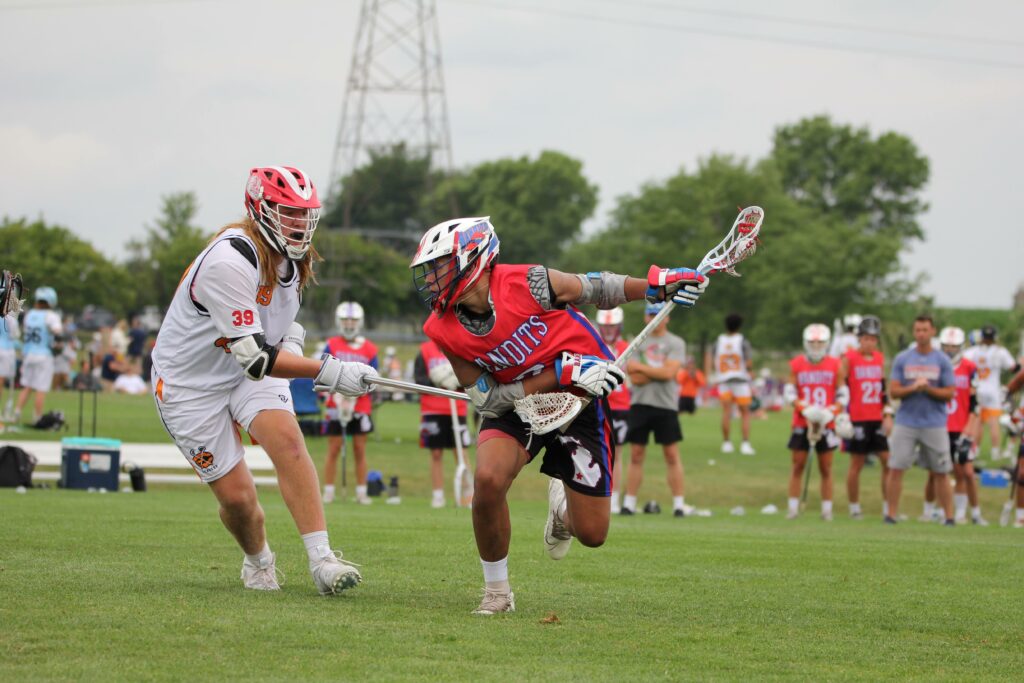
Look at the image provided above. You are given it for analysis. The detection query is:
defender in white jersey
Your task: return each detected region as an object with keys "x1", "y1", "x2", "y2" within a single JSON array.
[
  {"x1": 14, "y1": 287, "x2": 62, "y2": 424},
  {"x1": 963, "y1": 326, "x2": 1020, "y2": 460},
  {"x1": 713, "y1": 313, "x2": 755, "y2": 455},
  {"x1": 151, "y1": 166, "x2": 379, "y2": 596},
  {"x1": 829, "y1": 314, "x2": 862, "y2": 358}
]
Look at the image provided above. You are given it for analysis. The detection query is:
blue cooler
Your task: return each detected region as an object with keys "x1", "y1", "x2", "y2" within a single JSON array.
[
  {"x1": 60, "y1": 437, "x2": 121, "y2": 491},
  {"x1": 979, "y1": 469, "x2": 1010, "y2": 488}
]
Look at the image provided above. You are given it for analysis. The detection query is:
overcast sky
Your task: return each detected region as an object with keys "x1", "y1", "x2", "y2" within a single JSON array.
[{"x1": 2, "y1": 0, "x2": 1022, "y2": 308}]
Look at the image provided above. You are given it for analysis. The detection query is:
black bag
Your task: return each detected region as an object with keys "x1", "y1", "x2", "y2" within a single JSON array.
[
  {"x1": 31, "y1": 410, "x2": 66, "y2": 431},
  {"x1": 0, "y1": 445, "x2": 37, "y2": 487}
]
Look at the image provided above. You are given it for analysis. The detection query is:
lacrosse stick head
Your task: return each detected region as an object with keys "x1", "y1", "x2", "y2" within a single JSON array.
[
  {"x1": 806, "y1": 420, "x2": 824, "y2": 448},
  {"x1": 698, "y1": 206, "x2": 763, "y2": 277},
  {"x1": 0, "y1": 271, "x2": 24, "y2": 318},
  {"x1": 513, "y1": 392, "x2": 583, "y2": 435}
]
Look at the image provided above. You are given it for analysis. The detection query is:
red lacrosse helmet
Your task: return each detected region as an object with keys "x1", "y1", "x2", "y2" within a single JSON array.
[{"x1": 244, "y1": 166, "x2": 321, "y2": 260}]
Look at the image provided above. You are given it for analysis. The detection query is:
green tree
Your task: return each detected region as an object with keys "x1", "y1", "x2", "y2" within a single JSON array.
[
  {"x1": 423, "y1": 150, "x2": 598, "y2": 265},
  {"x1": 0, "y1": 217, "x2": 133, "y2": 316},
  {"x1": 125, "y1": 192, "x2": 210, "y2": 310}
]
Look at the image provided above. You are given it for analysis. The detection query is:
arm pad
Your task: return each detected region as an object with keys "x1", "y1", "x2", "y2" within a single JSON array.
[
  {"x1": 783, "y1": 383, "x2": 798, "y2": 405},
  {"x1": 572, "y1": 272, "x2": 629, "y2": 309},
  {"x1": 277, "y1": 322, "x2": 305, "y2": 357},
  {"x1": 465, "y1": 372, "x2": 526, "y2": 419},
  {"x1": 228, "y1": 333, "x2": 278, "y2": 381}
]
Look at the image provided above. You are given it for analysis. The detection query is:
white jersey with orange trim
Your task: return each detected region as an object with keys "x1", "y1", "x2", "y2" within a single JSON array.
[
  {"x1": 829, "y1": 333, "x2": 858, "y2": 358},
  {"x1": 963, "y1": 343, "x2": 1017, "y2": 408},
  {"x1": 152, "y1": 228, "x2": 301, "y2": 393},
  {"x1": 713, "y1": 333, "x2": 751, "y2": 383}
]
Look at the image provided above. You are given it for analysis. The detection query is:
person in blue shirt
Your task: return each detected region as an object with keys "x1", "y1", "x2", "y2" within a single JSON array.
[
  {"x1": 885, "y1": 315, "x2": 956, "y2": 525},
  {"x1": 0, "y1": 270, "x2": 23, "y2": 421},
  {"x1": 14, "y1": 286, "x2": 63, "y2": 424}
]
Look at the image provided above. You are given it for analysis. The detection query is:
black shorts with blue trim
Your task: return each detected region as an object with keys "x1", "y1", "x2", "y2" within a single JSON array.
[
  {"x1": 480, "y1": 397, "x2": 614, "y2": 498},
  {"x1": 609, "y1": 409, "x2": 630, "y2": 446}
]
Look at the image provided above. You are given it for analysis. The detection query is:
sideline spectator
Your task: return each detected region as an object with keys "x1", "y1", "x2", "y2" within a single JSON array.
[
  {"x1": 676, "y1": 356, "x2": 705, "y2": 415},
  {"x1": 127, "y1": 317, "x2": 148, "y2": 362},
  {"x1": 72, "y1": 357, "x2": 102, "y2": 392},
  {"x1": 113, "y1": 361, "x2": 148, "y2": 395}
]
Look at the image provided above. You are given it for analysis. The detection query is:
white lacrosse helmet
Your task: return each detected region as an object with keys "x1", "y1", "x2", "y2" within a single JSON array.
[
  {"x1": 596, "y1": 307, "x2": 624, "y2": 344},
  {"x1": 803, "y1": 323, "x2": 831, "y2": 362},
  {"x1": 938, "y1": 326, "x2": 966, "y2": 364},
  {"x1": 34, "y1": 286, "x2": 58, "y2": 308},
  {"x1": 335, "y1": 301, "x2": 364, "y2": 340},
  {"x1": 410, "y1": 216, "x2": 500, "y2": 315},
  {"x1": 843, "y1": 313, "x2": 863, "y2": 332}
]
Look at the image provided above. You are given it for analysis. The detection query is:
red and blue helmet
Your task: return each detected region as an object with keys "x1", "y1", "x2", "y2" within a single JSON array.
[{"x1": 410, "y1": 217, "x2": 500, "y2": 315}]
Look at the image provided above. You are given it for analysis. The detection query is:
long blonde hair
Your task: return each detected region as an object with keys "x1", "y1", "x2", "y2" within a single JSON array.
[{"x1": 211, "y1": 217, "x2": 320, "y2": 293}]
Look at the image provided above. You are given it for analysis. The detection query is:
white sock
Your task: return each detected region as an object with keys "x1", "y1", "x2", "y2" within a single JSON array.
[
  {"x1": 882, "y1": 501, "x2": 890, "y2": 516},
  {"x1": 788, "y1": 497, "x2": 799, "y2": 514},
  {"x1": 672, "y1": 496, "x2": 685, "y2": 511},
  {"x1": 301, "y1": 530, "x2": 330, "y2": 564},
  {"x1": 850, "y1": 502, "x2": 861, "y2": 514},
  {"x1": 432, "y1": 488, "x2": 444, "y2": 500},
  {"x1": 991, "y1": 447, "x2": 1000, "y2": 459},
  {"x1": 1017, "y1": 508, "x2": 1024, "y2": 521},
  {"x1": 623, "y1": 494, "x2": 638, "y2": 512},
  {"x1": 822, "y1": 500, "x2": 833, "y2": 515},
  {"x1": 356, "y1": 485, "x2": 367, "y2": 498},
  {"x1": 971, "y1": 505, "x2": 982, "y2": 519},
  {"x1": 610, "y1": 491, "x2": 621, "y2": 508},
  {"x1": 953, "y1": 494, "x2": 968, "y2": 518},
  {"x1": 324, "y1": 484, "x2": 335, "y2": 496},
  {"x1": 481, "y1": 556, "x2": 510, "y2": 592},
  {"x1": 244, "y1": 541, "x2": 273, "y2": 566},
  {"x1": 923, "y1": 501, "x2": 935, "y2": 516}
]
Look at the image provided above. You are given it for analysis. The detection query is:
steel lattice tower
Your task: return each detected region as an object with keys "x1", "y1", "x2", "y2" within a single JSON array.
[{"x1": 327, "y1": 0, "x2": 453, "y2": 210}]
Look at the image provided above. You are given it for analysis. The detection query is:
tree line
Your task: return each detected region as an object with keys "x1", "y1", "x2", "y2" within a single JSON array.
[{"x1": 1, "y1": 115, "x2": 969, "y2": 349}]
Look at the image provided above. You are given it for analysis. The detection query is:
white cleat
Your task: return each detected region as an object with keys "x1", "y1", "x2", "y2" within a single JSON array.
[
  {"x1": 543, "y1": 478, "x2": 572, "y2": 560},
  {"x1": 310, "y1": 546, "x2": 362, "y2": 595},
  {"x1": 322, "y1": 489, "x2": 335, "y2": 504},
  {"x1": 786, "y1": 510, "x2": 799, "y2": 520},
  {"x1": 954, "y1": 515, "x2": 967, "y2": 526},
  {"x1": 1014, "y1": 519, "x2": 1024, "y2": 529},
  {"x1": 917, "y1": 513, "x2": 936, "y2": 523},
  {"x1": 355, "y1": 495, "x2": 373, "y2": 505},
  {"x1": 740, "y1": 441, "x2": 756, "y2": 456},
  {"x1": 431, "y1": 497, "x2": 445, "y2": 509},
  {"x1": 720, "y1": 441, "x2": 735, "y2": 454},
  {"x1": 241, "y1": 553, "x2": 282, "y2": 591},
  {"x1": 472, "y1": 589, "x2": 515, "y2": 615},
  {"x1": 972, "y1": 516, "x2": 989, "y2": 527}
]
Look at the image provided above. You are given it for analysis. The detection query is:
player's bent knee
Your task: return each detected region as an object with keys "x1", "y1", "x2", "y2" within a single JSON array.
[{"x1": 574, "y1": 526, "x2": 607, "y2": 548}]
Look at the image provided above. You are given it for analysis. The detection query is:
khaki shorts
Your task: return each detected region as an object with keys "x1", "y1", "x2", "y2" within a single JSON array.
[
  {"x1": 888, "y1": 423, "x2": 951, "y2": 474},
  {"x1": 719, "y1": 380, "x2": 752, "y2": 406},
  {"x1": 152, "y1": 369, "x2": 294, "y2": 483}
]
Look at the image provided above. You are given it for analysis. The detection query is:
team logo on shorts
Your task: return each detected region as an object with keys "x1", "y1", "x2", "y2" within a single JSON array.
[
  {"x1": 189, "y1": 446, "x2": 215, "y2": 470},
  {"x1": 278, "y1": 394, "x2": 289, "y2": 404},
  {"x1": 560, "y1": 435, "x2": 600, "y2": 488}
]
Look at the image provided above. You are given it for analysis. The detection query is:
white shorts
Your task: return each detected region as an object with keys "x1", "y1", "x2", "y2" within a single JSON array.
[
  {"x1": 19, "y1": 355, "x2": 54, "y2": 392},
  {"x1": 718, "y1": 380, "x2": 752, "y2": 404},
  {"x1": 152, "y1": 370, "x2": 294, "y2": 483},
  {"x1": 976, "y1": 386, "x2": 1003, "y2": 410},
  {"x1": 0, "y1": 349, "x2": 15, "y2": 379}
]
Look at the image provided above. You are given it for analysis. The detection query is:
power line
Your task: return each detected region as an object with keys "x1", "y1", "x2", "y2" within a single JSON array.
[
  {"x1": 447, "y1": 0, "x2": 1024, "y2": 70},
  {"x1": 592, "y1": 0, "x2": 1024, "y2": 50}
]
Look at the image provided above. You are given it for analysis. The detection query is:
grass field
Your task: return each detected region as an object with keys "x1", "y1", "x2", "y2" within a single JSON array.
[{"x1": 2, "y1": 391, "x2": 1023, "y2": 681}]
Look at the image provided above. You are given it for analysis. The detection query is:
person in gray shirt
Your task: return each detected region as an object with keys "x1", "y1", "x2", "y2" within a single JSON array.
[
  {"x1": 621, "y1": 302, "x2": 689, "y2": 517},
  {"x1": 886, "y1": 315, "x2": 956, "y2": 525}
]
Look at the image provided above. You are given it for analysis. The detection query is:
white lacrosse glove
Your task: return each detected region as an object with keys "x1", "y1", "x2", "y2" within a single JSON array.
[
  {"x1": 428, "y1": 361, "x2": 461, "y2": 391},
  {"x1": 801, "y1": 405, "x2": 832, "y2": 426},
  {"x1": 999, "y1": 412, "x2": 1022, "y2": 436},
  {"x1": 315, "y1": 355, "x2": 378, "y2": 397},
  {"x1": 645, "y1": 266, "x2": 708, "y2": 307},
  {"x1": 834, "y1": 412, "x2": 854, "y2": 439},
  {"x1": 277, "y1": 322, "x2": 305, "y2": 356},
  {"x1": 555, "y1": 352, "x2": 626, "y2": 398}
]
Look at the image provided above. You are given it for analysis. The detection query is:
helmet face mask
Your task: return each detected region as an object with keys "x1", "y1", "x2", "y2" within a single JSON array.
[
  {"x1": 596, "y1": 307, "x2": 624, "y2": 344},
  {"x1": 245, "y1": 166, "x2": 321, "y2": 261},
  {"x1": 843, "y1": 314, "x2": 863, "y2": 333},
  {"x1": 410, "y1": 217, "x2": 499, "y2": 314},
  {"x1": 802, "y1": 323, "x2": 831, "y2": 362},
  {"x1": 335, "y1": 301, "x2": 364, "y2": 340},
  {"x1": 939, "y1": 326, "x2": 965, "y2": 363}
]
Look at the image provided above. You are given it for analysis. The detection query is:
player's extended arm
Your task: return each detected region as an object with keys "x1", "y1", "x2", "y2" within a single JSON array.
[
  {"x1": 547, "y1": 268, "x2": 647, "y2": 307},
  {"x1": 1006, "y1": 366, "x2": 1024, "y2": 395}
]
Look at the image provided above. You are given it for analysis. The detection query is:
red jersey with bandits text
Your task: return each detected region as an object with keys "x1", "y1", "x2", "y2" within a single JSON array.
[
  {"x1": 323, "y1": 336, "x2": 378, "y2": 415},
  {"x1": 845, "y1": 349, "x2": 885, "y2": 422},
  {"x1": 422, "y1": 264, "x2": 613, "y2": 384},
  {"x1": 946, "y1": 357, "x2": 976, "y2": 434},
  {"x1": 790, "y1": 354, "x2": 840, "y2": 428},
  {"x1": 608, "y1": 339, "x2": 631, "y2": 411},
  {"x1": 420, "y1": 339, "x2": 468, "y2": 417}
]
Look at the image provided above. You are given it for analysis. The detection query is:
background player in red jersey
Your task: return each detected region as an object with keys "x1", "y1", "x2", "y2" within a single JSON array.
[
  {"x1": 410, "y1": 216, "x2": 707, "y2": 615},
  {"x1": 322, "y1": 301, "x2": 378, "y2": 504},
  {"x1": 839, "y1": 315, "x2": 893, "y2": 520},
  {"x1": 595, "y1": 307, "x2": 631, "y2": 514},
  {"x1": 783, "y1": 324, "x2": 844, "y2": 520}
]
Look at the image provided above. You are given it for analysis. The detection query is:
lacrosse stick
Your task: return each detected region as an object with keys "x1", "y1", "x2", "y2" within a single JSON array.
[
  {"x1": 365, "y1": 376, "x2": 469, "y2": 402},
  {"x1": 451, "y1": 398, "x2": 473, "y2": 508},
  {"x1": 801, "y1": 421, "x2": 824, "y2": 507},
  {"x1": 336, "y1": 395, "x2": 356, "y2": 500},
  {"x1": 514, "y1": 205, "x2": 764, "y2": 435}
]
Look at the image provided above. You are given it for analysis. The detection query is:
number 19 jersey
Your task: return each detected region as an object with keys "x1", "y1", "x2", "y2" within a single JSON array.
[{"x1": 790, "y1": 354, "x2": 839, "y2": 428}]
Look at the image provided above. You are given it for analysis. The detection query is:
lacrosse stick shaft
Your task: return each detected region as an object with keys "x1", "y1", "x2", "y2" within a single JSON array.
[
  {"x1": 451, "y1": 398, "x2": 470, "y2": 508},
  {"x1": 340, "y1": 422, "x2": 347, "y2": 498},
  {"x1": 801, "y1": 451, "x2": 815, "y2": 503},
  {"x1": 365, "y1": 376, "x2": 468, "y2": 402}
]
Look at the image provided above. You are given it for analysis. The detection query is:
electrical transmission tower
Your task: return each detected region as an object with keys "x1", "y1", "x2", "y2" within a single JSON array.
[{"x1": 327, "y1": 0, "x2": 454, "y2": 215}]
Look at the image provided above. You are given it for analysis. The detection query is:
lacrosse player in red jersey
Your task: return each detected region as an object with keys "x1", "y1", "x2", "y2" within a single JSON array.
[
  {"x1": 783, "y1": 324, "x2": 844, "y2": 521},
  {"x1": 595, "y1": 306, "x2": 631, "y2": 514},
  {"x1": 151, "y1": 167, "x2": 378, "y2": 596},
  {"x1": 1005, "y1": 366, "x2": 1024, "y2": 527},
  {"x1": 321, "y1": 301, "x2": 378, "y2": 505},
  {"x1": 839, "y1": 315, "x2": 893, "y2": 520},
  {"x1": 410, "y1": 217, "x2": 708, "y2": 615}
]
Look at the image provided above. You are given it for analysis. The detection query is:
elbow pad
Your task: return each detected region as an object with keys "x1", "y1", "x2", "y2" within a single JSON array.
[
  {"x1": 835, "y1": 385, "x2": 850, "y2": 408},
  {"x1": 277, "y1": 322, "x2": 305, "y2": 357},
  {"x1": 465, "y1": 372, "x2": 526, "y2": 419},
  {"x1": 573, "y1": 272, "x2": 629, "y2": 309},
  {"x1": 783, "y1": 383, "x2": 798, "y2": 406},
  {"x1": 228, "y1": 333, "x2": 278, "y2": 381}
]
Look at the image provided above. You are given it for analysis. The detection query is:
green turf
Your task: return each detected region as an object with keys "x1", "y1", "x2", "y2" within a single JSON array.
[{"x1": 2, "y1": 392, "x2": 1022, "y2": 681}]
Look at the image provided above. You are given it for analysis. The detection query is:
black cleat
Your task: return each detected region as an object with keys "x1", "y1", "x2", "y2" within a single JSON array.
[
  {"x1": 883, "y1": 516, "x2": 898, "y2": 525},
  {"x1": 943, "y1": 519, "x2": 955, "y2": 527},
  {"x1": 619, "y1": 507, "x2": 634, "y2": 516},
  {"x1": 673, "y1": 509, "x2": 685, "y2": 518}
]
